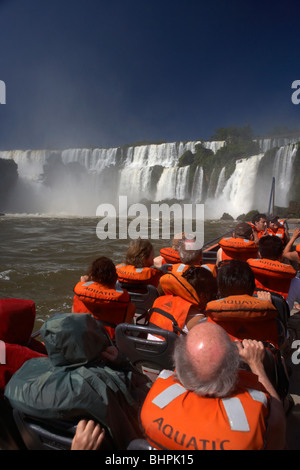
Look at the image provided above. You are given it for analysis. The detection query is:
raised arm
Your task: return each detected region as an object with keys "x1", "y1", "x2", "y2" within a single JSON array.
[
  {"x1": 236, "y1": 339, "x2": 286, "y2": 450},
  {"x1": 283, "y1": 227, "x2": 300, "y2": 264}
]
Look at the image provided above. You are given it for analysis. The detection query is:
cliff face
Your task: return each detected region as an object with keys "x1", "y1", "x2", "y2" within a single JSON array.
[{"x1": 0, "y1": 158, "x2": 18, "y2": 210}]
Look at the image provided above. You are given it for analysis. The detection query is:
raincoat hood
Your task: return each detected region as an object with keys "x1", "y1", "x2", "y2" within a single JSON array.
[{"x1": 40, "y1": 313, "x2": 111, "y2": 367}]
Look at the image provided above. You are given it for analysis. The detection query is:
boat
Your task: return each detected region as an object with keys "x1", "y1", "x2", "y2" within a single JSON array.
[{"x1": 1, "y1": 179, "x2": 300, "y2": 450}]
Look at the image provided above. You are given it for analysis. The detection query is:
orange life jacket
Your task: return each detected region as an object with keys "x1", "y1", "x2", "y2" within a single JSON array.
[
  {"x1": 73, "y1": 281, "x2": 133, "y2": 338},
  {"x1": 160, "y1": 247, "x2": 181, "y2": 264},
  {"x1": 149, "y1": 296, "x2": 196, "y2": 335},
  {"x1": 219, "y1": 237, "x2": 258, "y2": 262},
  {"x1": 248, "y1": 223, "x2": 266, "y2": 239},
  {"x1": 205, "y1": 294, "x2": 280, "y2": 347},
  {"x1": 266, "y1": 227, "x2": 285, "y2": 241},
  {"x1": 149, "y1": 273, "x2": 203, "y2": 335},
  {"x1": 140, "y1": 369, "x2": 270, "y2": 450},
  {"x1": 296, "y1": 245, "x2": 300, "y2": 256},
  {"x1": 116, "y1": 263, "x2": 162, "y2": 287},
  {"x1": 170, "y1": 262, "x2": 217, "y2": 278},
  {"x1": 247, "y1": 258, "x2": 296, "y2": 299}
]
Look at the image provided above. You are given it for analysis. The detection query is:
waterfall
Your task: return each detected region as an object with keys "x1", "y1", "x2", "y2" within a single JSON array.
[
  {"x1": 156, "y1": 166, "x2": 190, "y2": 201},
  {"x1": 205, "y1": 154, "x2": 264, "y2": 219},
  {"x1": 191, "y1": 166, "x2": 204, "y2": 203},
  {"x1": 0, "y1": 137, "x2": 298, "y2": 217},
  {"x1": 203, "y1": 141, "x2": 226, "y2": 153},
  {"x1": 215, "y1": 167, "x2": 226, "y2": 198},
  {"x1": 272, "y1": 144, "x2": 297, "y2": 207},
  {"x1": 223, "y1": 154, "x2": 265, "y2": 215},
  {"x1": 119, "y1": 166, "x2": 154, "y2": 203},
  {"x1": 0, "y1": 149, "x2": 49, "y2": 181},
  {"x1": 257, "y1": 137, "x2": 300, "y2": 152},
  {"x1": 114, "y1": 141, "x2": 213, "y2": 203},
  {"x1": 61, "y1": 147, "x2": 118, "y2": 172}
]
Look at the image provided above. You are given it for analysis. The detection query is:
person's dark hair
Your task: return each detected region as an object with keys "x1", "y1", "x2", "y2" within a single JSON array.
[
  {"x1": 252, "y1": 213, "x2": 266, "y2": 225},
  {"x1": 217, "y1": 260, "x2": 255, "y2": 297},
  {"x1": 125, "y1": 238, "x2": 153, "y2": 268},
  {"x1": 86, "y1": 256, "x2": 118, "y2": 287},
  {"x1": 269, "y1": 215, "x2": 279, "y2": 224},
  {"x1": 182, "y1": 266, "x2": 217, "y2": 302},
  {"x1": 258, "y1": 235, "x2": 283, "y2": 260}
]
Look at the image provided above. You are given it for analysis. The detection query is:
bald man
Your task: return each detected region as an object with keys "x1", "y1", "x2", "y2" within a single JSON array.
[{"x1": 140, "y1": 322, "x2": 286, "y2": 450}]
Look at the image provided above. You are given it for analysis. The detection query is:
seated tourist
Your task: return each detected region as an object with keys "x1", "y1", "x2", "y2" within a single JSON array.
[
  {"x1": 153, "y1": 232, "x2": 185, "y2": 268},
  {"x1": 148, "y1": 266, "x2": 217, "y2": 339},
  {"x1": 251, "y1": 213, "x2": 268, "y2": 239},
  {"x1": 248, "y1": 235, "x2": 296, "y2": 300},
  {"x1": 217, "y1": 222, "x2": 258, "y2": 266},
  {"x1": 72, "y1": 256, "x2": 135, "y2": 339},
  {"x1": 267, "y1": 216, "x2": 289, "y2": 246},
  {"x1": 4, "y1": 313, "x2": 150, "y2": 450},
  {"x1": 116, "y1": 238, "x2": 162, "y2": 287},
  {"x1": 205, "y1": 260, "x2": 283, "y2": 348},
  {"x1": 169, "y1": 236, "x2": 217, "y2": 278},
  {"x1": 140, "y1": 321, "x2": 286, "y2": 450}
]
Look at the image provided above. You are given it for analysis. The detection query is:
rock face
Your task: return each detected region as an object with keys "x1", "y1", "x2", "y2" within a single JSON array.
[{"x1": 0, "y1": 158, "x2": 18, "y2": 210}]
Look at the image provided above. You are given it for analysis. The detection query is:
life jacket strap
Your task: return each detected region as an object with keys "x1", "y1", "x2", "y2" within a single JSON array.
[{"x1": 148, "y1": 307, "x2": 185, "y2": 335}]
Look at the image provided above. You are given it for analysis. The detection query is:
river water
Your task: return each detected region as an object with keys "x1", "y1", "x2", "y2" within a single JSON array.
[{"x1": 0, "y1": 215, "x2": 235, "y2": 332}]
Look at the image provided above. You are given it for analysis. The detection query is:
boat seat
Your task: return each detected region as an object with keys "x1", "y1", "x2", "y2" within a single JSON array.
[
  {"x1": 12, "y1": 409, "x2": 77, "y2": 450},
  {"x1": 254, "y1": 289, "x2": 290, "y2": 325},
  {"x1": 263, "y1": 343, "x2": 289, "y2": 400},
  {"x1": 254, "y1": 289, "x2": 290, "y2": 347},
  {"x1": 115, "y1": 323, "x2": 178, "y2": 382},
  {"x1": 116, "y1": 281, "x2": 159, "y2": 324}
]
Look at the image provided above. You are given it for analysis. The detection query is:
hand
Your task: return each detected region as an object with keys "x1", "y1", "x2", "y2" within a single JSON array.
[
  {"x1": 235, "y1": 339, "x2": 265, "y2": 373},
  {"x1": 80, "y1": 275, "x2": 89, "y2": 282},
  {"x1": 256, "y1": 290, "x2": 271, "y2": 302},
  {"x1": 71, "y1": 419, "x2": 105, "y2": 450},
  {"x1": 292, "y1": 228, "x2": 300, "y2": 241},
  {"x1": 101, "y1": 345, "x2": 119, "y2": 362}
]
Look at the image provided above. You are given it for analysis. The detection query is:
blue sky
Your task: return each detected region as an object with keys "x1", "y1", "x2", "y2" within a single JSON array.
[{"x1": 0, "y1": 0, "x2": 299, "y2": 150}]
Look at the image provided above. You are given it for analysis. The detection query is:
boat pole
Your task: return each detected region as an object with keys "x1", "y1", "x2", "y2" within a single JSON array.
[{"x1": 267, "y1": 177, "x2": 275, "y2": 217}]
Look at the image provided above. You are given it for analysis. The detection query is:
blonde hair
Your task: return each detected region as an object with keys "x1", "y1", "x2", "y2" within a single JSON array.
[{"x1": 125, "y1": 238, "x2": 154, "y2": 268}]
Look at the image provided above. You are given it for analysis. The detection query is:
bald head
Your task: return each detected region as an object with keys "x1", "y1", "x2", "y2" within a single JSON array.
[
  {"x1": 186, "y1": 322, "x2": 232, "y2": 381},
  {"x1": 173, "y1": 321, "x2": 240, "y2": 397}
]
